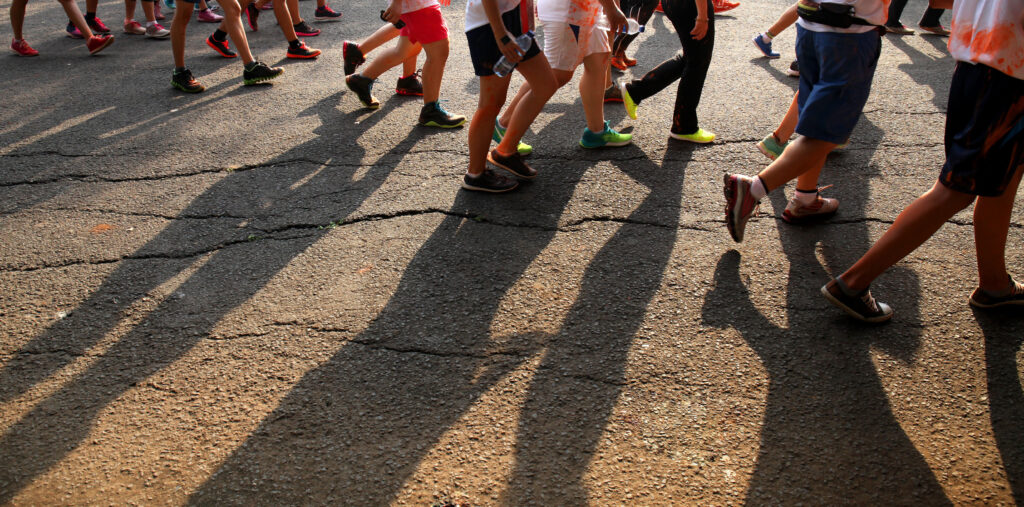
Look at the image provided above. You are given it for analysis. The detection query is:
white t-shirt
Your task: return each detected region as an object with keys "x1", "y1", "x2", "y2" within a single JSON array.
[
  {"x1": 465, "y1": 0, "x2": 521, "y2": 31},
  {"x1": 948, "y1": 0, "x2": 1024, "y2": 80},
  {"x1": 796, "y1": 0, "x2": 888, "y2": 34},
  {"x1": 401, "y1": 0, "x2": 438, "y2": 13},
  {"x1": 537, "y1": 0, "x2": 602, "y2": 27}
]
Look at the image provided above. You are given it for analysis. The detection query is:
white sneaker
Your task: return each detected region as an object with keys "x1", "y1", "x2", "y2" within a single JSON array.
[{"x1": 146, "y1": 23, "x2": 170, "y2": 38}]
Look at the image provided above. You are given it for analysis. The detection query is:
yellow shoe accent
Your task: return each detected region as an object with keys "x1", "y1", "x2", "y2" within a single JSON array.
[
  {"x1": 619, "y1": 80, "x2": 638, "y2": 120},
  {"x1": 670, "y1": 128, "x2": 715, "y2": 143}
]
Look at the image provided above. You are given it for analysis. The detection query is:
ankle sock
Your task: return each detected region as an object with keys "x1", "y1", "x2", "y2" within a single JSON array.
[
  {"x1": 288, "y1": 39, "x2": 301, "y2": 49},
  {"x1": 794, "y1": 188, "x2": 818, "y2": 205},
  {"x1": 750, "y1": 176, "x2": 767, "y2": 201},
  {"x1": 146, "y1": 21, "x2": 156, "y2": 27},
  {"x1": 213, "y1": 29, "x2": 227, "y2": 41},
  {"x1": 762, "y1": 31, "x2": 774, "y2": 41}
]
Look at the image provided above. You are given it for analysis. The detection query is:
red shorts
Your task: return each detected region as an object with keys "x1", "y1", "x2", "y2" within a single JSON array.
[{"x1": 400, "y1": 4, "x2": 448, "y2": 45}]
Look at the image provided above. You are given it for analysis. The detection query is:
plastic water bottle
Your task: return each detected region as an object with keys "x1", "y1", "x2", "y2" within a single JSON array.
[
  {"x1": 596, "y1": 15, "x2": 643, "y2": 34},
  {"x1": 493, "y1": 31, "x2": 534, "y2": 78}
]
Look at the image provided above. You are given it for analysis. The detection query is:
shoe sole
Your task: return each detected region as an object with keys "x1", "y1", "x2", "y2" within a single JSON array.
[
  {"x1": 670, "y1": 133, "x2": 714, "y2": 143},
  {"x1": 344, "y1": 82, "x2": 379, "y2": 108},
  {"x1": 295, "y1": 32, "x2": 320, "y2": 37},
  {"x1": 461, "y1": 180, "x2": 519, "y2": 193},
  {"x1": 756, "y1": 141, "x2": 779, "y2": 160},
  {"x1": 88, "y1": 38, "x2": 114, "y2": 55},
  {"x1": 752, "y1": 39, "x2": 780, "y2": 59},
  {"x1": 580, "y1": 139, "x2": 631, "y2": 149},
  {"x1": 206, "y1": 38, "x2": 237, "y2": 58},
  {"x1": 421, "y1": 119, "x2": 467, "y2": 128},
  {"x1": 287, "y1": 51, "x2": 321, "y2": 59},
  {"x1": 172, "y1": 81, "x2": 205, "y2": 93},
  {"x1": 487, "y1": 152, "x2": 536, "y2": 180},
  {"x1": 968, "y1": 293, "x2": 1024, "y2": 309},
  {"x1": 604, "y1": 98, "x2": 624, "y2": 103},
  {"x1": 782, "y1": 208, "x2": 837, "y2": 224},
  {"x1": 243, "y1": 69, "x2": 283, "y2": 86},
  {"x1": 821, "y1": 285, "x2": 893, "y2": 323},
  {"x1": 314, "y1": 15, "x2": 341, "y2": 20},
  {"x1": 11, "y1": 47, "x2": 39, "y2": 56},
  {"x1": 147, "y1": 33, "x2": 171, "y2": 39},
  {"x1": 395, "y1": 89, "x2": 423, "y2": 96},
  {"x1": 786, "y1": 70, "x2": 799, "y2": 77}
]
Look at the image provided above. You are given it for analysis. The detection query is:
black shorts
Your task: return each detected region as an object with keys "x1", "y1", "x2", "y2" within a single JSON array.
[
  {"x1": 465, "y1": 5, "x2": 541, "y2": 77},
  {"x1": 940, "y1": 62, "x2": 1024, "y2": 197}
]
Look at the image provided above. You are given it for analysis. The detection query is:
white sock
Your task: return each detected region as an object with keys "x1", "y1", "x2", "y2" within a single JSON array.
[
  {"x1": 750, "y1": 176, "x2": 767, "y2": 201},
  {"x1": 794, "y1": 188, "x2": 818, "y2": 205},
  {"x1": 146, "y1": 21, "x2": 156, "y2": 27},
  {"x1": 761, "y1": 32, "x2": 774, "y2": 42}
]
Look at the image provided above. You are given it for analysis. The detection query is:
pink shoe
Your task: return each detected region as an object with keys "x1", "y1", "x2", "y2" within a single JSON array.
[
  {"x1": 123, "y1": 20, "x2": 146, "y2": 34},
  {"x1": 153, "y1": 3, "x2": 167, "y2": 20},
  {"x1": 11, "y1": 38, "x2": 39, "y2": 56},
  {"x1": 197, "y1": 8, "x2": 223, "y2": 22}
]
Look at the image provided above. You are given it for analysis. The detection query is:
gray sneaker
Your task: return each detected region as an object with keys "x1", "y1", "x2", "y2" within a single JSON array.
[
  {"x1": 969, "y1": 276, "x2": 1024, "y2": 308},
  {"x1": 822, "y1": 278, "x2": 893, "y2": 324},
  {"x1": 462, "y1": 169, "x2": 519, "y2": 193}
]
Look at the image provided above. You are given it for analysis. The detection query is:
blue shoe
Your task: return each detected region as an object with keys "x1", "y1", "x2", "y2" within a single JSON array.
[
  {"x1": 492, "y1": 119, "x2": 532, "y2": 155},
  {"x1": 580, "y1": 121, "x2": 632, "y2": 148},
  {"x1": 752, "y1": 34, "x2": 779, "y2": 59},
  {"x1": 164, "y1": 0, "x2": 176, "y2": 9}
]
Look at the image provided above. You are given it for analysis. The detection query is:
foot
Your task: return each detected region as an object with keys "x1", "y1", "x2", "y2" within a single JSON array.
[
  {"x1": 622, "y1": 55, "x2": 637, "y2": 66},
  {"x1": 154, "y1": 3, "x2": 166, "y2": 20},
  {"x1": 342, "y1": 41, "x2": 364, "y2": 76},
  {"x1": 822, "y1": 278, "x2": 894, "y2": 323},
  {"x1": 86, "y1": 34, "x2": 114, "y2": 55},
  {"x1": 713, "y1": 0, "x2": 739, "y2": 13},
  {"x1": 492, "y1": 119, "x2": 532, "y2": 156},
  {"x1": 462, "y1": 169, "x2": 519, "y2": 193},
  {"x1": 87, "y1": 16, "x2": 111, "y2": 33},
  {"x1": 206, "y1": 34, "x2": 236, "y2": 58},
  {"x1": 488, "y1": 148, "x2": 537, "y2": 179},
  {"x1": 242, "y1": 61, "x2": 283, "y2": 85},
  {"x1": 396, "y1": 70, "x2": 423, "y2": 96},
  {"x1": 753, "y1": 33, "x2": 779, "y2": 59},
  {"x1": 603, "y1": 85, "x2": 623, "y2": 103},
  {"x1": 580, "y1": 121, "x2": 633, "y2": 148},
  {"x1": 723, "y1": 173, "x2": 759, "y2": 243},
  {"x1": 756, "y1": 134, "x2": 788, "y2": 160},
  {"x1": 245, "y1": 3, "x2": 259, "y2": 31},
  {"x1": 171, "y1": 68, "x2": 205, "y2": 93},
  {"x1": 11, "y1": 38, "x2": 39, "y2": 56},
  {"x1": 286, "y1": 41, "x2": 321, "y2": 59},
  {"x1": 782, "y1": 190, "x2": 838, "y2": 223},
  {"x1": 610, "y1": 55, "x2": 628, "y2": 71},
  {"x1": 969, "y1": 276, "x2": 1024, "y2": 308},
  {"x1": 786, "y1": 60, "x2": 799, "y2": 77},
  {"x1": 66, "y1": 24, "x2": 84, "y2": 39},
  {"x1": 146, "y1": 23, "x2": 170, "y2": 38},
  {"x1": 670, "y1": 128, "x2": 715, "y2": 143},
  {"x1": 619, "y1": 79, "x2": 638, "y2": 120},
  {"x1": 885, "y1": 24, "x2": 915, "y2": 35},
  {"x1": 419, "y1": 101, "x2": 466, "y2": 128},
  {"x1": 314, "y1": 4, "x2": 342, "y2": 20},
  {"x1": 294, "y1": 21, "x2": 320, "y2": 37},
  {"x1": 124, "y1": 20, "x2": 146, "y2": 34},
  {"x1": 197, "y1": 8, "x2": 224, "y2": 22},
  {"x1": 918, "y1": 24, "x2": 950, "y2": 36},
  {"x1": 345, "y1": 74, "x2": 379, "y2": 108}
]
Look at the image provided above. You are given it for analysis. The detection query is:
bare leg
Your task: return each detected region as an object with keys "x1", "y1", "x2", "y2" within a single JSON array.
[
  {"x1": 974, "y1": 166, "x2": 1024, "y2": 292},
  {"x1": 141, "y1": 0, "x2": 156, "y2": 22},
  {"x1": 360, "y1": 23, "x2": 400, "y2": 54},
  {"x1": 468, "y1": 75, "x2": 512, "y2": 175},
  {"x1": 419, "y1": 37, "x2": 449, "y2": 104},
  {"x1": 359, "y1": 35, "x2": 419, "y2": 79},
  {"x1": 402, "y1": 53, "x2": 418, "y2": 77},
  {"x1": 285, "y1": 0, "x2": 300, "y2": 25},
  {"x1": 58, "y1": 0, "x2": 95, "y2": 38},
  {"x1": 757, "y1": 135, "x2": 835, "y2": 191},
  {"x1": 580, "y1": 51, "x2": 611, "y2": 132},
  {"x1": 498, "y1": 53, "x2": 557, "y2": 155},
  {"x1": 11, "y1": 0, "x2": 28, "y2": 39},
  {"x1": 171, "y1": 1, "x2": 193, "y2": 67},
  {"x1": 125, "y1": 0, "x2": 135, "y2": 21},
  {"x1": 767, "y1": 3, "x2": 798, "y2": 37},
  {"x1": 219, "y1": 0, "x2": 253, "y2": 63},
  {"x1": 271, "y1": 0, "x2": 297, "y2": 40},
  {"x1": 773, "y1": 92, "x2": 800, "y2": 143}
]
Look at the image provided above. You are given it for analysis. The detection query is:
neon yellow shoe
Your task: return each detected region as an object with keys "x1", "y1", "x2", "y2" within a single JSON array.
[
  {"x1": 670, "y1": 128, "x2": 715, "y2": 143},
  {"x1": 492, "y1": 119, "x2": 533, "y2": 155},
  {"x1": 619, "y1": 79, "x2": 638, "y2": 120}
]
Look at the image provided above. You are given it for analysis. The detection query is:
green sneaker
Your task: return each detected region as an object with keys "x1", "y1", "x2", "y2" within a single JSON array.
[
  {"x1": 580, "y1": 121, "x2": 632, "y2": 148},
  {"x1": 619, "y1": 79, "x2": 638, "y2": 120},
  {"x1": 756, "y1": 134, "x2": 788, "y2": 160},
  {"x1": 670, "y1": 128, "x2": 715, "y2": 143},
  {"x1": 492, "y1": 119, "x2": 532, "y2": 155}
]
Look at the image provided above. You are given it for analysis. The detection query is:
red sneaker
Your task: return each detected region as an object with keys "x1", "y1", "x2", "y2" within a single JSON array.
[
  {"x1": 86, "y1": 34, "x2": 114, "y2": 55},
  {"x1": 11, "y1": 38, "x2": 39, "y2": 56},
  {"x1": 654, "y1": 2, "x2": 663, "y2": 12},
  {"x1": 88, "y1": 15, "x2": 111, "y2": 33},
  {"x1": 610, "y1": 55, "x2": 628, "y2": 71},
  {"x1": 713, "y1": 0, "x2": 739, "y2": 12}
]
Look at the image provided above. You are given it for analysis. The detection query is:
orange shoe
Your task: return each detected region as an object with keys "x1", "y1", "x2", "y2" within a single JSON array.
[
  {"x1": 713, "y1": 0, "x2": 739, "y2": 13},
  {"x1": 610, "y1": 55, "x2": 628, "y2": 71},
  {"x1": 622, "y1": 55, "x2": 637, "y2": 66}
]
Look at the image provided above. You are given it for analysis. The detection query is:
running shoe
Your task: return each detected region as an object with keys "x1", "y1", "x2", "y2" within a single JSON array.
[
  {"x1": 621, "y1": 54, "x2": 637, "y2": 66},
  {"x1": 342, "y1": 41, "x2": 364, "y2": 75},
  {"x1": 619, "y1": 79, "x2": 637, "y2": 119},
  {"x1": 10, "y1": 38, "x2": 39, "y2": 56},
  {"x1": 242, "y1": 61, "x2": 283, "y2": 85},
  {"x1": 492, "y1": 119, "x2": 532, "y2": 155},
  {"x1": 146, "y1": 23, "x2": 170, "y2": 38},
  {"x1": 245, "y1": 3, "x2": 259, "y2": 30},
  {"x1": 488, "y1": 148, "x2": 537, "y2": 179},
  {"x1": 197, "y1": 8, "x2": 223, "y2": 22},
  {"x1": 822, "y1": 278, "x2": 894, "y2": 324},
  {"x1": 885, "y1": 24, "x2": 915, "y2": 35},
  {"x1": 294, "y1": 21, "x2": 320, "y2": 37},
  {"x1": 723, "y1": 173, "x2": 759, "y2": 243},
  {"x1": 88, "y1": 16, "x2": 111, "y2": 33},
  {"x1": 969, "y1": 276, "x2": 1024, "y2": 308},
  {"x1": 752, "y1": 33, "x2": 779, "y2": 58},
  {"x1": 163, "y1": 0, "x2": 176, "y2": 9},
  {"x1": 171, "y1": 68, "x2": 205, "y2": 93},
  {"x1": 462, "y1": 169, "x2": 519, "y2": 193},
  {"x1": 66, "y1": 24, "x2": 84, "y2": 39},
  {"x1": 124, "y1": 20, "x2": 146, "y2": 34},
  {"x1": 286, "y1": 40, "x2": 321, "y2": 59},
  {"x1": 419, "y1": 101, "x2": 467, "y2": 128},
  {"x1": 756, "y1": 134, "x2": 788, "y2": 160},
  {"x1": 154, "y1": 3, "x2": 166, "y2": 19},
  {"x1": 610, "y1": 55, "x2": 628, "y2": 71},
  {"x1": 395, "y1": 70, "x2": 423, "y2": 96},
  {"x1": 206, "y1": 33, "x2": 236, "y2": 57},
  {"x1": 786, "y1": 60, "x2": 799, "y2": 77},
  {"x1": 918, "y1": 24, "x2": 950, "y2": 36},
  {"x1": 782, "y1": 191, "x2": 838, "y2": 223},
  {"x1": 713, "y1": 0, "x2": 739, "y2": 13},
  {"x1": 670, "y1": 128, "x2": 715, "y2": 143},
  {"x1": 86, "y1": 34, "x2": 114, "y2": 54},
  {"x1": 345, "y1": 74, "x2": 379, "y2": 108},
  {"x1": 604, "y1": 84, "x2": 623, "y2": 103},
  {"x1": 314, "y1": 4, "x2": 341, "y2": 20},
  {"x1": 580, "y1": 121, "x2": 632, "y2": 148}
]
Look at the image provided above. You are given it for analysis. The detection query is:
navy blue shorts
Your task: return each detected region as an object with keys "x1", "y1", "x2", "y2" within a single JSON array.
[
  {"x1": 794, "y1": 25, "x2": 881, "y2": 144},
  {"x1": 465, "y1": 6, "x2": 541, "y2": 77},
  {"x1": 940, "y1": 62, "x2": 1024, "y2": 197}
]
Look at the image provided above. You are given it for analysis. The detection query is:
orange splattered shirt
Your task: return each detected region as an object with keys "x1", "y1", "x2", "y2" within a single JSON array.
[{"x1": 948, "y1": 0, "x2": 1024, "y2": 80}]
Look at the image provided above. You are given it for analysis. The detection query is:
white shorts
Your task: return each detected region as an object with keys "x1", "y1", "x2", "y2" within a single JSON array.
[{"x1": 540, "y1": 21, "x2": 611, "y2": 71}]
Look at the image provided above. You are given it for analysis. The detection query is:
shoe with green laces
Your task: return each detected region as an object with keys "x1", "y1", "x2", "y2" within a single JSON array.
[
  {"x1": 756, "y1": 134, "x2": 788, "y2": 160},
  {"x1": 619, "y1": 79, "x2": 638, "y2": 119},
  {"x1": 670, "y1": 128, "x2": 715, "y2": 143},
  {"x1": 580, "y1": 121, "x2": 632, "y2": 148},
  {"x1": 492, "y1": 119, "x2": 532, "y2": 155}
]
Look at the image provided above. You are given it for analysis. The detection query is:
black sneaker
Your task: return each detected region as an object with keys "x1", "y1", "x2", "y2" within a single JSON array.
[
  {"x1": 243, "y1": 61, "x2": 283, "y2": 85},
  {"x1": 969, "y1": 276, "x2": 1024, "y2": 308},
  {"x1": 461, "y1": 169, "x2": 519, "y2": 193},
  {"x1": 206, "y1": 33, "x2": 237, "y2": 58},
  {"x1": 419, "y1": 101, "x2": 466, "y2": 128},
  {"x1": 488, "y1": 148, "x2": 537, "y2": 179},
  {"x1": 245, "y1": 3, "x2": 259, "y2": 31},
  {"x1": 345, "y1": 74, "x2": 379, "y2": 108},
  {"x1": 396, "y1": 70, "x2": 423, "y2": 96},
  {"x1": 286, "y1": 40, "x2": 321, "y2": 59},
  {"x1": 342, "y1": 41, "x2": 364, "y2": 75},
  {"x1": 787, "y1": 60, "x2": 799, "y2": 77},
  {"x1": 293, "y1": 21, "x2": 320, "y2": 36},
  {"x1": 821, "y1": 278, "x2": 893, "y2": 323},
  {"x1": 171, "y1": 68, "x2": 205, "y2": 93}
]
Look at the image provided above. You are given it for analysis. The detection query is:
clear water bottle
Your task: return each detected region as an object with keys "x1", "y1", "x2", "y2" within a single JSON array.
[
  {"x1": 493, "y1": 31, "x2": 534, "y2": 78},
  {"x1": 596, "y1": 15, "x2": 643, "y2": 34}
]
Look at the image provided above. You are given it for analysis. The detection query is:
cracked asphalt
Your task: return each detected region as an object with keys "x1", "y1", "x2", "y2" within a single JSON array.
[{"x1": 1, "y1": 0, "x2": 1022, "y2": 504}]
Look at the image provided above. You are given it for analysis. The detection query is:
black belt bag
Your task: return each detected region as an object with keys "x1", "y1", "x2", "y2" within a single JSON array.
[{"x1": 797, "y1": 1, "x2": 876, "y2": 28}]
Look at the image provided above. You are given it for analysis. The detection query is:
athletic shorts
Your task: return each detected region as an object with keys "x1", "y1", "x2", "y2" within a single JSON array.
[
  {"x1": 541, "y1": 21, "x2": 610, "y2": 71},
  {"x1": 401, "y1": 4, "x2": 448, "y2": 45},
  {"x1": 794, "y1": 25, "x2": 881, "y2": 145},
  {"x1": 466, "y1": 5, "x2": 542, "y2": 77},
  {"x1": 940, "y1": 62, "x2": 1024, "y2": 197}
]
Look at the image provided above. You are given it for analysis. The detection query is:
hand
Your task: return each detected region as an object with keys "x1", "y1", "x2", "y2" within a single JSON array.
[
  {"x1": 497, "y1": 32, "x2": 524, "y2": 63},
  {"x1": 382, "y1": 0, "x2": 402, "y2": 23},
  {"x1": 605, "y1": 7, "x2": 627, "y2": 34},
  {"x1": 690, "y1": 17, "x2": 708, "y2": 39}
]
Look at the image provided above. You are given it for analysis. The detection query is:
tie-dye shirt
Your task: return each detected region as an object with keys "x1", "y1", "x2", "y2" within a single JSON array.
[
  {"x1": 537, "y1": 0, "x2": 602, "y2": 27},
  {"x1": 948, "y1": 0, "x2": 1024, "y2": 80}
]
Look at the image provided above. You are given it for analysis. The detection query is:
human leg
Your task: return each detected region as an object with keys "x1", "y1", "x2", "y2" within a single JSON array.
[
  {"x1": 974, "y1": 166, "x2": 1024, "y2": 293},
  {"x1": 11, "y1": 0, "x2": 28, "y2": 40},
  {"x1": 469, "y1": 75, "x2": 512, "y2": 176},
  {"x1": 497, "y1": 52, "x2": 557, "y2": 156},
  {"x1": 58, "y1": 0, "x2": 96, "y2": 38},
  {"x1": 171, "y1": 0, "x2": 193, "y2": 67},
  {"x1": 218, "y1": 0, "x2": 254, "y2": 63},
  {"x1": 580, "y1": 52, "x2": 611, "y2": 133},
  {"x1": 419, "y1": 37, "x2": 448, "y2": 104}
]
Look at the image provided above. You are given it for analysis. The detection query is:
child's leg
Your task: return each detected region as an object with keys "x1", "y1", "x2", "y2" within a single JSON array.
[
  {"x1": 271, "y1": 0, "x2": 297, "y2": 40},
  {"x1": 468, "y1": 75, "x2": 512, "y2": 175},
  {"x1": 360, "y1": 23, "x2": 401, "y2": 54},
  {"x1": 766, "y1": 3, "x2": 798, "y2": 38},
  {"x1": 57, "y1": 0, "x2": 95, "y2": 38},
  {"x1": 401, "y1": 50, "x2": 419, "y2": 77},
  {"x1": 218, "y1": 0, "x2": 254, "y2": 63},
  {"x1": 198, "y1": 0, "x2": 208, "y2": 9},
  {"x1": 12, "y1": 0, "x2": 29, "y2": 39},
  {"x1": 974, "y1": 166, "x2": 1024, "y2": 292},
  {"x1": 141, "y1": 0, "x2": 156, "y2": 22},
  {"x1": 285, "y1": 0, "x2": 300, "y2": 25},
  {"x1": 419, "y1": 37, "x2": 449, "y2": 103},
  {"x1": 772, "y1": 92, "x2": 799, "y2": 143},
  {"x1": 580, "y1": 51, "x2": 611, "y2": 132},
  {"x1": 499, "y1": 68, "x2": 569, "y2": 128},
  {"x1": 839, "y1": 180, "x2": 975, "y2": 291},
  {"x1": 125, "y1": 0, "x2": 135, "y2": 21},
  {"x1": 359, "y1": 35, "x2": 417, "y2": 79},
  {"x1": 498, "y1": 53, "x2": 557, "y2": 154},
  {"x1": 757, "y1": 136, "x2": 833, "y2": 191},
  {"x1": 171, "y1": 1, "x2": 193, "y2": 66}
]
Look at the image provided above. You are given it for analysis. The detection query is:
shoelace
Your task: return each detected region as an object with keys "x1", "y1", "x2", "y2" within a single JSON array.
[{"x1": 859, "y1": 291, "x2": 881, "y2": 313}]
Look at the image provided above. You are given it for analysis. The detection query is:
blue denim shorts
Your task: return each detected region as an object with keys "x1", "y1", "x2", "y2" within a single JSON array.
[{"x1": 794, "y1": 25, "x2": 881, "y2": 144}]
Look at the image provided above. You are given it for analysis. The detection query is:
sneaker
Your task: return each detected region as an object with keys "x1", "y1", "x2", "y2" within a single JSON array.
[
  {"x1": 670, "y1": 128, "x2": 715, "y2": 143},
  {"x1": 621, "y1": 54, "x2": 637, "y2": 66},
  {"x1": 88, "y1": 16, "x2": 111, "y2": 33},
  {"x1": 286, "y1": 40, "x2": 321, "y2": 59},
  {"x1": 163, "y1": 0, "x2": 175, "y2": 9},
  {"x1": 154, "y1": 3, "x2": 166, "y2": 20},
  {"x1": 86, "y1": 34, "x2": 114, "y2": 55},
  {"x1": 10, "y1": 38, "x2": 39, "y2": 56},
  {"x1": 713, "y1": 0, "x2": 738, "y2": 13},
  {"x1": 492, "y1": 119, "x2": 532, "y2": 156},
  {"x1": 488, "y1": 148, "x2": 537, "y2": 179},
  {"x1": 786, "y1": 60, "x2": 799, "y2": 77},
  {"x1": 918, "y1": 24, "x2": 950, "y2": 36},
  {"x1": 822, "y1": 278, "x2": 894, "y2": 323},
  {"x1": 969, "y1": 276, "x2": 1024, "y2": 308},
  {"x1": 197, "y1": 8, "x2": 224, "y2": 22},
  {"x1": 723, "y1": 173, "x2": 759, "y2": 243},
  {"x1": 395, "y1": 70, "x2": 423, "y2": 96},
  {"x1": 245, "y1": 3, "x2": 259, "y2": 30},
  {"x1": 123, "y1": 20, "x2": 146, "y2": 34},
  {"x1": 419, "y1": 101, "x2": 466, "y2": 128},
  {"x1": 654, "y1": 2, "x2": 663, "y2": 12},
  {"x1": 345, "y1": 74, "x2": 379, "y2": 108},
  {"x1": 782, "y1": 190, "x2": 838, "y2": 223},
  {"x1": 619, "y1": 79, "x2": 638, "y2": 120},
  {"x1": 171, "y1": 68, "x2": 205, "y2": 93},
  {"x1": 146, "y1": 23, "x2": 170, "y2": 38},
  {"x1": 756, "y1": 134, "x2": 788, "y2": 160},
  {"x1": 885, "y1": 24, "x2": 915, "y2": 35},
  {"x1": 462, "y1": 169, "x2": 519, "y2": 193},
  {"x1": 206, "y1": 34, "x2": 236, "y2": 57},
  {"x1": 314, "y1": 4, "x2": 341, "y2": 20},
  {"x1": 604, "y1": 85, "x2": 623, "y2": 103},
  {"x1": 242, "y1": 61, "x2": 283, "y2": 85},
  {"x1": 580, "y1": 121, "x2": 632, "y2": 148},
  {"x1": 293, "y1": 21, "x2": 320, "y2": 37},
  {"x1": 610, "y1": 55, "x2": 628, "y2": 71},
  {"x1": 66, "y1": 24, "x2": 84, "y2": 39},
  {"x1": 342, "y1": 41, "x2": 364, "y2": 76},
  {"x1": 752, "y1": 33, "x2": 779, "y2": 59}
]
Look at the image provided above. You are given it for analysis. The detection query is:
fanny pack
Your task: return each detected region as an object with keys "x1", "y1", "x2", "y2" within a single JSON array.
[{"x1": 797, "y1": 1, "x2": 877, "y2": 28}]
